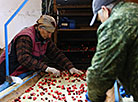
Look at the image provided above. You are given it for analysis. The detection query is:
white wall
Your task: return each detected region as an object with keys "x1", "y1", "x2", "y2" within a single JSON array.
[{"x1": 0, "y1": 0, "x2": 42, "y2": 48}]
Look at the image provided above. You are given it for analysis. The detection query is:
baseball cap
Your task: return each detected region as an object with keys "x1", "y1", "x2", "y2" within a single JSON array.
[
  {"x1": 37, "y1": 15, "x2": 56, "y2": 33},
  {"x1": 90, "y1": 0, "x2": 116, "y2": 26}
]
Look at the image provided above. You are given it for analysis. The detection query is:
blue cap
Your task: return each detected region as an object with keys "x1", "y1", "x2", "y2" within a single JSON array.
[{"x1": 90, "y1": 0, "x2": 116, "y2": 26}]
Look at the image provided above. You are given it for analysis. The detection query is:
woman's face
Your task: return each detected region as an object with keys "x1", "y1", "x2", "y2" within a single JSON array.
[{"x1": 38, "y1": 25, "x2": 52, "y2": 39}]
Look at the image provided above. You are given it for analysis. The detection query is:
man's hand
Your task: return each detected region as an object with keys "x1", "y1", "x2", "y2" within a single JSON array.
[
  {"x1": 45, "y1": 67, "x2": 60, "y2": 77},
  {"x1": 69, "y1": 67, "x2": 83, "y2": 75}
]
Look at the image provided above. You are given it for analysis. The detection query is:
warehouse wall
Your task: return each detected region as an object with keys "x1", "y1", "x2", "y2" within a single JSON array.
[
  {"x1": 0, "y1": 0, "x2": 137, "y2": 48},
  {"x1": 0, "y1": 0, "x2": 41, "y2": 48}
]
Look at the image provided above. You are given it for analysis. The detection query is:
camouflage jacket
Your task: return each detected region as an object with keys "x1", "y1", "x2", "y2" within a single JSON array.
[{"x1": 87, "y1": 1, "x2": 138, "y2": 102}]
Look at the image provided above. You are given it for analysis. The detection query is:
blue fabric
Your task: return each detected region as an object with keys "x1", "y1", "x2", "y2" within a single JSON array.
[
  {"x1": 85, "y1": 92, "x2": 92, "y2": 102},
  {"x1": 17, "y1": 71, "x2": 33, "y2": 79},
  {"x1": 0, "y1": 71, "x2": 33, "y2": 92},
  {"x1": 0, "y1": 81, "x2": 10, "y2": 92},
  {"x1": 119, "y1": 86, "x2": 131, "y2": 98}
]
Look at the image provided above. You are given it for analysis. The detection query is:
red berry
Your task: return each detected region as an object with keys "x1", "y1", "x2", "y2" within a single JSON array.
[
  {"x1": 22, "y1": 95, "x2": 26, "y2": 99},
  {"x1": 68, "y1": 92, "x2": 71, "y2": 95},
  {"x1": 58, "y1": 92, "x2": 62, "y2": 95},
  {"x1": 33, "y1": 97, "x2": 37, "y2": 101},
  {"x1": 28, "y1": 96, "x2": 32, "y2": 99},
  {"x1": 54, "y1": 90, "x2": 58, "y2": 93}
]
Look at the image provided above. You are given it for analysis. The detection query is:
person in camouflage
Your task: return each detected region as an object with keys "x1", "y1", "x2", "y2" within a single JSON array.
[{"x1": 86, "y1": 0, "x2": 138, "y2": 101}]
